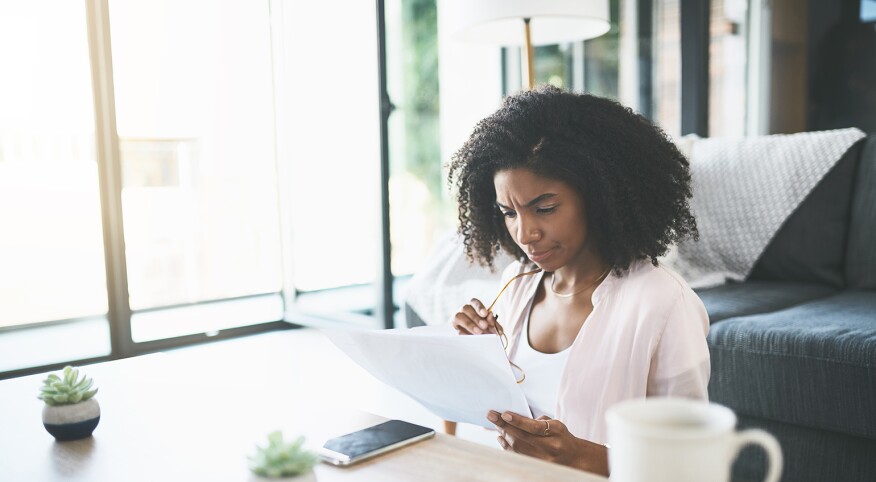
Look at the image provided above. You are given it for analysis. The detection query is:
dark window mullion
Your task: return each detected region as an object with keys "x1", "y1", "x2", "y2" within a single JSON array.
[
  {"x1": 376, "y1": 0, "x2": 394, "y2": 329},
  {"x1": 680, "y1": 0, "x2": 711, "y2": 136},
  {"x1": 638, "y1": 0, "x2": 654, "y2": 120}
]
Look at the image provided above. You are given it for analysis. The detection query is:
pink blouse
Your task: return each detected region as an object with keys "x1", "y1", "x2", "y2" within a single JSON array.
[{"x1": 495, "y1": 259, "x2": 711, "y2": 445}]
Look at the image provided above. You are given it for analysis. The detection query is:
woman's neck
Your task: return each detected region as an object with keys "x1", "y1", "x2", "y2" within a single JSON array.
[{"x1": 550, "y1": 255, "x2": 609, "y2": 294}]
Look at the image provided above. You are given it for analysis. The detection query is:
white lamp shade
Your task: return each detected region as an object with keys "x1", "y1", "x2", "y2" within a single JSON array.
[{"x1": 442, "y1": 0, "x2": 610, "y2": 46}]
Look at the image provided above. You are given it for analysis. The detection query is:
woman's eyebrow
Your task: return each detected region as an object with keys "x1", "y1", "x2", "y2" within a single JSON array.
[
  {"x1": 496, "y1": 193, "x2": 557, "y2": 210},
  {"x1": 525, "y1": 193, "x2": 557, "y2": 206}
]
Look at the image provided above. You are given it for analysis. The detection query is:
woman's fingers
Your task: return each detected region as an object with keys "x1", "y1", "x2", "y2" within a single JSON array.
[
  {"x1": 498, "y1": 431, "x2": 543, "y2": 457},
  {"x1": 450, "y1": 311, "x2": 478, "y2": 335},
  {"x1": 495, "y1": 423, "x2": 549, "y2": 458},
  {"x1": 501, "y1": 412, "x2": 553, "y2": 437},
  {"x1": 488, "y1": 411, "x2": 565, "y2": 460},
  {"x1": 468, "y1": 298, "x2": 502, "y2": 335},
  {"x1": 469, "y1": 298, "x2": 488, "y2": 316},
  {"x1": 451, "y1": 301, "x2": 487, "y2": 334},
  {"x1": 488, "y1": 411, "x2": 605, "y2": 473},
  {"x1": 451, "y1": 299, "x2": 500, "y2": 335}
]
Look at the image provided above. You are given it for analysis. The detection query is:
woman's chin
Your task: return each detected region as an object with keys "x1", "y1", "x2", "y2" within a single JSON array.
[{"x1": 529, "y1": 258, "x2": 559, "y2": 272}]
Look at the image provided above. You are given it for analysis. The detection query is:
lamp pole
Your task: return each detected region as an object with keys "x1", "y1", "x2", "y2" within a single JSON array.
[{"x1": 523, "y1": 17, "x2": 535, "y2": 88}]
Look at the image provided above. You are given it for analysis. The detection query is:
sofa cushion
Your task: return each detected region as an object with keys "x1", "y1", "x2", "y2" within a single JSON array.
[
  {"x1": 707, "y1": 290, "x2": 876, "y2": 439},
  {"x1": 749, "y1": 139, "x2": 863, "y2": 287},
  {"x1": 695, "y1": 281, "x2": 836, "y2": 323},
  {"x1": 846, "y1": 135, "x2": 876, "y2": 289}
]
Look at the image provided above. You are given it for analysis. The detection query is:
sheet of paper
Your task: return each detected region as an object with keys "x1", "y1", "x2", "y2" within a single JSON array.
[{"x1": 323, "y1": 325, "x2": 532, "y2": 428}]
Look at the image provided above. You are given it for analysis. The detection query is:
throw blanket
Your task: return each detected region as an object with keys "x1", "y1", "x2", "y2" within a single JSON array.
[
  {"x1": 404, "y1": 230, "x2": 513, "y2": 326},
  {"x1": 663, "y1": 128, "x2": 866, "y2": 289}
]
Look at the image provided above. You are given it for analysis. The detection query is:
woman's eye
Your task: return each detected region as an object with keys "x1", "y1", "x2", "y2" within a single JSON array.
[
  {"x1": 536, "y1": 206, "x2": 557, "y2": 214},
  {"x1": 502, "y1": 211, "x2": 517, "y2": 218}
]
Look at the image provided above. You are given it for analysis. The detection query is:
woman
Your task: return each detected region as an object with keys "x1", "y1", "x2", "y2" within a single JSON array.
[{"x1": 449, "y1": 86, "x2": 710, "y2": 476}]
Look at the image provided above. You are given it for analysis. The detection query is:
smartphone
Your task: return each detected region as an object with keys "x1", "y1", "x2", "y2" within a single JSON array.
[{"x1": 318, "y1": 419, "x2": 436, "y2": 466}]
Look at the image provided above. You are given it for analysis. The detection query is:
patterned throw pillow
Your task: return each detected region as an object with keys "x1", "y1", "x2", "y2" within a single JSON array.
[{"x1": 662, "y1": 128, "x2": 865, "y2": 289}]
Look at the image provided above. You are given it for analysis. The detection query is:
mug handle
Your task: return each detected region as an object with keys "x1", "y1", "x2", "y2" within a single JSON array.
[{"x1": 733, "y1": 429, "x2": 783, "y2": 482}]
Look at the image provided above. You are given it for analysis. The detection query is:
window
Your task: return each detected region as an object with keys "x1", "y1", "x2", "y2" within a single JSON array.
[
  {"x1": 709, "y1": 0, "x2": 748, "y2": 137},
  {"x1": 498, "y1": 0, "x2": 683, "y2": 138},
  {"x1": 274, "y1": 0, "x2": 384, "y2": 327},
  {"x1": 0, "y1": 0, "x2": 294, "y2": 376},
  {"x1": 0, "y1": 0, "x2": 111, "y2": 372},
  {"x1": 1, "y1": 0, "x2": 773, "y2": 378},
  {"x1": 385, "y1": 0, "x2": 454, "y2": 280},
  {"x1": 108, "y1": 0, "x2": 285, "y2": 341},
  {"x1": 653, "y1": 0, "x2": 682, "y2": 138}
]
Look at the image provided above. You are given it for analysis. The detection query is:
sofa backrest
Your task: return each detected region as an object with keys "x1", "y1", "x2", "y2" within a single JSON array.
[
  {"x1": 749, "y1": 138, "x2": 865, "y2": 287},
  {"x1": 845, "y1": 134, "x2": 876, "y2": 290}
]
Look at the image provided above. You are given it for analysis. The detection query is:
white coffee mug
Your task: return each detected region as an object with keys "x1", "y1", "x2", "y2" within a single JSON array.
[{"x1": 606, "y1": 397, "x2": 782, "y2": 482}]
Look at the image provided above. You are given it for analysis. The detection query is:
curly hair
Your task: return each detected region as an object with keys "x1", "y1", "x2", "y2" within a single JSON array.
[{"x1": 447, "y1": 85, "x2": 698, "y2": 272}]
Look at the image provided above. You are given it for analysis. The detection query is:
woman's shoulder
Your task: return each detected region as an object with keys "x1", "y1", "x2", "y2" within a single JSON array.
[
  {"x1": 613, "y1": 258, "x2": 701, "y2": 308},
  {"x1": 608, "y1": 259, "x2": 709, "y2": 335}
]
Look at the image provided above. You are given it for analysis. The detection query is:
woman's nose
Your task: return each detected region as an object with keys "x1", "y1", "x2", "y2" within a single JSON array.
[{"x1": 516, "y1": 218, "x2": 542, "y2": 245}]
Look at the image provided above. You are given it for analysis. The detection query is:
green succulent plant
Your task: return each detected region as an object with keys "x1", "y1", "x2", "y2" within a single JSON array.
[
  {"x1": 38, "y1": 366, "x2": 98, "y2": 406},
  {"x1": 249, "y1": 431, "x2": 318, "y2": 478}
]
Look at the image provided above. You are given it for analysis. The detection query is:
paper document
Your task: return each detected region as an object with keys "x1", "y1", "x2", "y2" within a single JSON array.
[{"x1": 323, "y1": 325, "x2": 532, "y2": 428}]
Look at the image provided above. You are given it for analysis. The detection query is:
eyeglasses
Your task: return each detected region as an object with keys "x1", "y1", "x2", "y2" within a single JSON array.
[{"x1": 485, "y1": 268, "x2": 542, "y2": 384}]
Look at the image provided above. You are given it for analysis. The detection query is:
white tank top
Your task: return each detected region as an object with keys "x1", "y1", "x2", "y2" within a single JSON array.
[{"x1": 511, "y1": 301, "x2": 571, "y2": 419}]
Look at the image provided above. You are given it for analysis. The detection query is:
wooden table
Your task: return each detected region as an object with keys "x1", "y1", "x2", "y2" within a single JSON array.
[{"x1": 0, "y1": 329, "x2": 606, "y2": 481}]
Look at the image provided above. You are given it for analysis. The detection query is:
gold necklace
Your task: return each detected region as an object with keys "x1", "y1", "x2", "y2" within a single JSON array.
[{"x1": 549, "y1": 269, "x2": 610, "y2": 298}]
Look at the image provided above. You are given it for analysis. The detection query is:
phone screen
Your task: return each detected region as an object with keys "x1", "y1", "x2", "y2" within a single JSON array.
[{"x1": 321, "y1": 419, "x2": 435, "y2": 464}]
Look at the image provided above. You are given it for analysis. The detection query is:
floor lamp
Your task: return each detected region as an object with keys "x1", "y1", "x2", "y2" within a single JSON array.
[{"x1": 443, "y1": 0, "x2": 611, "y2": 89}]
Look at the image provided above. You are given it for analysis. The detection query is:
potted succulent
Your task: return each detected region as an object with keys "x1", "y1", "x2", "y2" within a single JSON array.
[
  {"x1": 248, "y1": 431, "x2": 319, "y2": 481},
  {"x1": 38, "y1": 366, "x2": 100, "y2": 441}
]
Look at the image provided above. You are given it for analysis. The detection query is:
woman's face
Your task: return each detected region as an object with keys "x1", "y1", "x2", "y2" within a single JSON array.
[{"x1": 493, "y1": 168, "x2": 595, "y2": 271}]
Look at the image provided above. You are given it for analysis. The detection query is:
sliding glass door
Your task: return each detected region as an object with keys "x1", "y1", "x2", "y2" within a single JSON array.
[
  {"x1": 0, "y1": 0, "x2": 768, "y2": 378},
  {"x1": 108, "y1": 0, "x2": 285, "y2": 341},
  {"x1": 273, "y1": 0, "x2": 384, "y2": 327},
  {"x1": 0, "y1": 0, "x2": 112, "y2": 372}
]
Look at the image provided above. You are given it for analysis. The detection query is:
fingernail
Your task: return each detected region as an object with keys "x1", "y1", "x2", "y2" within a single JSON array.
[
  {"x1": 473, "y1": 327, "x2": 483, "y2": 334},
  {"x1": 502, "y1": 413, "x2": 512, "y2": 422},
  {"x1": 487, "y1": 412, "x2": 498, "y2": 422},
  {"x1": 478, "y1": 321, "x2": 488, "y2": 329}
]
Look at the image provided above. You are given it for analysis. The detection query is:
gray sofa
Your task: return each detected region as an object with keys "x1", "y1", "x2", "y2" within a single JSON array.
[
  {"x1": 404, "y1": 134, "x2": 876, "y2": 482},
  {"x1": 700, "y1": 134, "x2": 876, "y2": 482}
]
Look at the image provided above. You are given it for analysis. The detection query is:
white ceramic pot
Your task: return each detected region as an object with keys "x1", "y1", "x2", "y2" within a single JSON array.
[
  {"x1": 248, "y1": 470, "x2": 317, "y2": 482},
  {"x1": 42, "y1": 398, "x2": 101, "y2": 441}
]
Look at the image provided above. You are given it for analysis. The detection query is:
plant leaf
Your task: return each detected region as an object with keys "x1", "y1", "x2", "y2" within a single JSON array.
[{"x1": 74, "y1": 378, "x2": 93, "y2": 392}]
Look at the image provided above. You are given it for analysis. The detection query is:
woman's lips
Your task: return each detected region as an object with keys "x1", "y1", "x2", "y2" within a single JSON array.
[{"x1": 528, "y1": 248, "x2": 554, "y2": 263}]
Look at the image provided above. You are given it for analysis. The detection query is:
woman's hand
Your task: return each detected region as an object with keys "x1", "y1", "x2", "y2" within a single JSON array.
[
  {"x1": 487, "y1": 410, "x2": 609, "y2": 476},
  {"x1": 451, "y1": 298, "x2": 501, "y2": 336}
]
